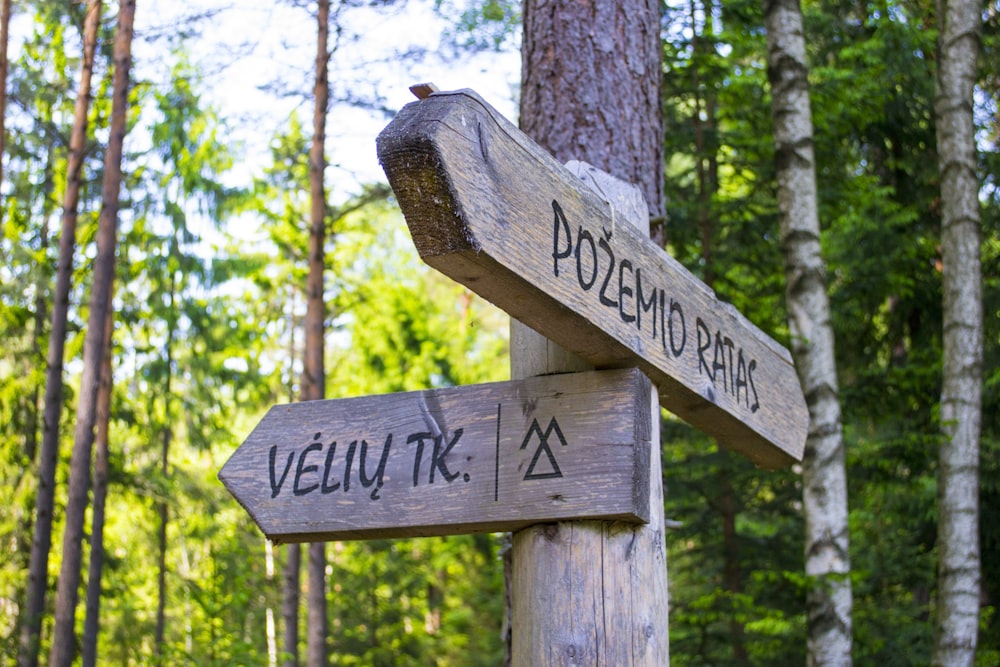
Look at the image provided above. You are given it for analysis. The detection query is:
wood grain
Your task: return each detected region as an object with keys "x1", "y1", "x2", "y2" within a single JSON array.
[
  {"x1": 219, "y1": 369, "x2": 653, "y2": 543},
  {"x1": 509, "y1": 165, "x2": 669, "y2": 666},
  {"x1": 377, "y1": 89, "x2": 807, "y2": 469}
]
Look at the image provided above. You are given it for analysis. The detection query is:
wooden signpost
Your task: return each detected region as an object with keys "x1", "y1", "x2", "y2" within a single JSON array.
[
  {"x1": 221, "y1": 85, "x2": 809, "y2": 666},
  {"x1": 376, "y1": 88, "x2": 808, "y2": 470},
  {"x1": 220, "y1": 368, "x2": 654, "y2": 543}
]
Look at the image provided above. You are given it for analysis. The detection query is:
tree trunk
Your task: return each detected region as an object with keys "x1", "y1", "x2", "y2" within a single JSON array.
[
  {"x1": 304, "y1": 1, "x2": 330, "y2": 665},
  {"x1": 690, "y1": 6, "x2": 748, "y2": 657},
  {"x1": 26, "y1": 146, "x2": 56, "y2": 475},
  {"x1": 153, "y1": 453, "x2": 169, "y2": 662},
  {"x1": 154, "y1": 277, "x2": 176, "y2": 666},
  {"x1": 762, "y1": 0, "x2": 852, "y2": 664},
  {"x1": 0, "y1": 0, "x2": 11, "y2": 204},
  {"x1": 719, "y1": 459, "x2": 749, "y2": 664},
  {"x1": 691, "y1": 0, "x2": 719, "y2": 280},
  {"x1": 283, "y1": 545, "x2": 300, "y2": 667},
  {"x1": 283, "y1": 285, "x2": 300, "y2": 667},
  {"x1": 520, "y1": 0, "x2": 664, "y2": 229},
  {"x1": 49, "y1": 1, "x2": 134, "y2": 664},
  {"x1": 266, "y1": 541, "x2": 278, "y2": 667},
  {"x1": 932, "y1": 0, "x2": 983, "y2": 663},
  {"x1": 306, "y1": 543, "x2": 327, "y2": 667},
  {"x1": 19, "y1": 3, "x2": 102, "y2": 665},
  {"x1": 513, "y1": 2, "x2": 669, "y2": 665},
  {"x1": 81, "y1": 307, "x2": 113, "y2": 667}
]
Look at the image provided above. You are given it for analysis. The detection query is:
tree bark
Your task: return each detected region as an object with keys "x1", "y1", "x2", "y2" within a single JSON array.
[
  {"x1": 81, "y1": 307, "x2": 114, "y2": 667},
  {"x1": 283, "y1": 545, "x2": 301, "y2": 667},
  {"x1": 283, "y1": 286, "x2": 300, "y2": 667},
  {"x1": 520, "y1": 0, "x2": 665, "y2": 244},
  {"x1": 719, "y1": 459, "x2": 749, "y2": 664},
  {"x1": 762, "y1": 0, "x2": 852, "y2": 664},
  {"x1": 304, "y1": 1, "x2": 331, "y2": 665},
  {"x1": 932, "y1": 0, "x2": 983, "y2": 663},
  {"x1": 0, "y1": 0, "x2": 11, "y2": 205},
  {"x1": 266, "y1": 541, "x2": 279, "y2": 667},
  {"x1": 49, "y1": 1, "x2": 134, "y2": 664},
  {"x1": 154, "y1": 277, "x2": 176, "y2": 666},
  {"x1": 19, "y1": 3, "x2": 102, "y2": 665},
  {"x1": 690, "y1": 6, "x2": 747, "y2": 657},
  {"x1": 513, "y1": 2, "x2": 669, "y2": 665}
]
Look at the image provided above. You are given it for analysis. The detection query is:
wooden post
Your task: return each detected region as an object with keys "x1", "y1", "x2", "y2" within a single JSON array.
[
  {"x1": 220, "y1": 87, "x2": 808, "y2": 663},
  {"x1": 510, "y1": 163, "x2": 670, "y2": 665}
]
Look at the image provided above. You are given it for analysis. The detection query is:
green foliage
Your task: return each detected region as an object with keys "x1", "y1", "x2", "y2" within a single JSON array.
[
  {"x1": 436, "y1": 0, "x2": 521, "y2": 53},
  {"x1": 237, "y1": 113, "x2": 509, "y2": 664},
  {"x1": 321, "y1": 197, "x2": 508, "y2": 665},
  {"x1": 2, "y1": 0, "x2": 997, "y2": 663},
  {"x1": 0, "y1": 0, "x2": 109, "y2": 655},
  {"x1": 662, "y1": 0, "x2": 998, "y2": 662},
  {"x1": 323, "y1": 535, "x2": 504, "y2": 666},
  {"x1": 328, "y1": 204, "x2": 507, "y2": 396}
]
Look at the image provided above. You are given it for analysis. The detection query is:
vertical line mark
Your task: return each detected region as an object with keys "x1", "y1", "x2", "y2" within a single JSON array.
[{"x1": 494, "y1": 403, "x2": 501, "y2": 502}]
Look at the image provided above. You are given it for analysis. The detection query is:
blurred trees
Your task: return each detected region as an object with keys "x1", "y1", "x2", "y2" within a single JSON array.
[
  {"x1": 662, "y1": 0, "x2": 997, "y2": 663},
  {"x1": 0, "y1": 0, "x2": 997, "y2": 664}
]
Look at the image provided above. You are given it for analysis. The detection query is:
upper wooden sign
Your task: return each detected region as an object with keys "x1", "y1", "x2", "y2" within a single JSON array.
[
  {"x1": 219, "y1": 368, "x2": 653, "y2": 543},
  {"x1": 376, "y1": 89, "x2": 808, "y2": 469}
]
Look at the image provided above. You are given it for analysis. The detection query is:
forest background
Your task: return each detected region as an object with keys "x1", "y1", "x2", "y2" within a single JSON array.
[{"x1": 0, "y1": 0, "x2": 997, "y2": 665}]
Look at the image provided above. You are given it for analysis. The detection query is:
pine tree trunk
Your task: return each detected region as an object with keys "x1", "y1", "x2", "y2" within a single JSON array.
[
  {"x1": 762, "y1": 0, "x2": 852, "y2": 663},
  {"x1": 283, "y1": 545, "x2": 300, "y2": 667},
  {"x1": 49, "y1": 1, "x2": 134, "y2": 664},
  {"x1": 81, "y1": 307, "x2": 113, "y2": 667},
  {"x1": 26, "y1": 145, "x2": 59, "y2": 468},
  {"x1": 154, "y1": 280, "x2": 175, "y2": 666},
  {"x1": 304, "y1": 1, "x2": 330, "y2": 665},
  {"x1": 520, "y1": 0, "x2": 664, "y2": 226},
  {"x1": 266, "y1": 540, "x2": 279, "y2": 667},
  {"x1": 689, "y1": 9, "x2": 748, "y2": 656},
  {"x1": 719, "y1": 460, "x2": 749, "y2": 664},
  {"x1": 283, "y1": 288, "x2": 300, "y2": 667},
  {"x1": 932, "y1": 0, "x2": 983, "y2": 663},
  {"x1": 19, "y1": 3, "x2": 102, "y2": 665},
  {"x1": 513, "y1": 2, "x2": 669, "y2": 664},
  {"x1": 0, "y1": 0, "x2": 11, "y2": 203}
]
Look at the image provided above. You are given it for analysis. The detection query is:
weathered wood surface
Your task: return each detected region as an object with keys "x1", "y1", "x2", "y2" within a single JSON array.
[
  {"x1": 509, "y1": 166, "x2": 669, "y2": 666},
  {"x1": 219, "y1": 368, "x2": 653, "y2": 543},
  {"x1": 377, "y1": 89, "x2": 808, "y2": 469},
  {"x1": 511, "y1": 328, "x2": 671, "y2": 666}
]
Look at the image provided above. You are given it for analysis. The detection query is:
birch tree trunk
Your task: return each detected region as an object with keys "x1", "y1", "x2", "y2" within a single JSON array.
[
  {"x1": 19, "y1": 3, "x2": 102, "y2": 665},
  {"x1": 762, "y1": 0, "x2": 852, "y2": 663},
  {"x1": 49, "y1": 1, "x2": 134, "y2": 663},
  {"x1": 304, "y1": 1, "x2": 331, "y2": 664},
  {"x1": 932, "y1": 0, "x2": 983, "y2": 662}
]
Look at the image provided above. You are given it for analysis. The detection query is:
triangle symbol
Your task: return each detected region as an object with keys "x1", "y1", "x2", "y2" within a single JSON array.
[{"x1": 520, "y1": 417, "x2": 567, "y2": 481}]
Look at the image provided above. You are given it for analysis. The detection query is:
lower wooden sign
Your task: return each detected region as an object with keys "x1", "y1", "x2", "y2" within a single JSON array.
[{"x1": 219, "y1": 368, "x2": 653, "y2": 543}]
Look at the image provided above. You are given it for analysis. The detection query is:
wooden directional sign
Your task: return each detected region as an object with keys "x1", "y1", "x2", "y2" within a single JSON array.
[
  {"x1": 377, "y1": 89, "x2": 809, "y2": 470},
  {"x1": 219, "y1": 368, "x2": 653, "y2": 543}
]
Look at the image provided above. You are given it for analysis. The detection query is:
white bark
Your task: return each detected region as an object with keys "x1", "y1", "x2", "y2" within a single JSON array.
[
  {"x1": 932, "y1": 0, "x2": 983, "y2": 663},
  {"x1": 762, "y1": 0, "x2": 852, "y2": 664}
]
